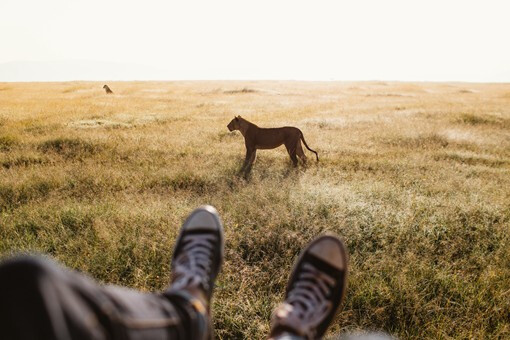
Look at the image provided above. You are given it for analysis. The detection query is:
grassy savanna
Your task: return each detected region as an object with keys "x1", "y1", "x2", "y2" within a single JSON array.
[{"x1": 0, "y1": 81, "x2": 509, "y2": 339}]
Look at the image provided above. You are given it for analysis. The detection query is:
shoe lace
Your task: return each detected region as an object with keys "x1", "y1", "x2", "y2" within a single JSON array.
[
  {"x1": 172, "y1": 234, "x2": 216, "y2": 292},
  {"x1": 284, "y1": 262, "x2": 335, "y2": 333}
]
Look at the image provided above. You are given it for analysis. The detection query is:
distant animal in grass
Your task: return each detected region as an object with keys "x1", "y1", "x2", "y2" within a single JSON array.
[
  {"x1": 227, "y1": 116, "x2": 318, "y2": 174},
  {"x1": 103, "y1": 85, "x2": 113, "y2": 94}
]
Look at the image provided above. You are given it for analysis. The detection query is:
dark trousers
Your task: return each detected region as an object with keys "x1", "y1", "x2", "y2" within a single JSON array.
[{"x1": 0, "y1": 256, "x2": 208, "y2": 340}]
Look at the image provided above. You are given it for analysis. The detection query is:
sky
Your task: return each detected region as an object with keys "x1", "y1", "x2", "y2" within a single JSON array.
[{"x1": 0, "y1": 0, "x2": 509, "y2": 82}]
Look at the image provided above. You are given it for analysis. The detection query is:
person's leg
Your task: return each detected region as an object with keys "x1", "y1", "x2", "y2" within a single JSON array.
[
  {"x1": 0, "y1": 255, "x2": 190, "y2": 340},
  {"x1": 0, "y1": 205, "x2": 224, "y2": 340},
  {"x1": 0, "y1": 255, "x2": 108, "y2": 340},
  {"x1": 269, "y1": 235, "x2": 349, "y2": 340}
]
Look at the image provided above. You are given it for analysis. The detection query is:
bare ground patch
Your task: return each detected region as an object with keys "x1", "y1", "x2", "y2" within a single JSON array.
[{"x1": 440, "y1": 129, "x2": 486, "y2": 145}]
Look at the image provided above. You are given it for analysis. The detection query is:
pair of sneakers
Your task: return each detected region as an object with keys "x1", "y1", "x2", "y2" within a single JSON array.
[{"x1": 169, "y1": 205, "x2": 348, "y2": 340}]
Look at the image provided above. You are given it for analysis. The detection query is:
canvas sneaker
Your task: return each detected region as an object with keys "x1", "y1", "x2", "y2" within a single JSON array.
[
  {"x1": 169, "y1": 205, "x2": 224, "y2": 311},
  {"x1": 270, "y1": 235, "x2": 349, "y2": 340}
]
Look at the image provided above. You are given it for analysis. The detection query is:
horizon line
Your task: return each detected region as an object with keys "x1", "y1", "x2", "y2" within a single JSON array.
[{"x1": 1, "y1": 79, "x2": 509, "y2": 84}]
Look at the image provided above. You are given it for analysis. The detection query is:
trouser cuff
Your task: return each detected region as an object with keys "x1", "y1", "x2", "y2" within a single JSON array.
[{"x1": 163, "y1": 290, "x2": 211, "y2": 340}]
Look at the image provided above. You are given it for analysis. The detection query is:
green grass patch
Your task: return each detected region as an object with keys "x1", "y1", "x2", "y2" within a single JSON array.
[
  {"x1": 0, "y1": 177, "x2": 58, "y2": 212},
  {"x1": 145, "y1": 173, "x2": 217, "y2": 194},
  {"x1": 0, "y1": 135, "x2": 19, "y2": 151},
  {"x1": 383, "y1": 133, "x2": 449, "y2": 149},
  {"x1": 435, "y1": 152, "x2": 508, "y2": 168},
  {"x1": 457, "y1": 113, "x2": 510, "y2": 128},
  {"x1": 1, "y1": 155, "x2": 48, "y2": 169},
  {"x1": 38, "y1": 137, "x2": 103, "y2": 159}
]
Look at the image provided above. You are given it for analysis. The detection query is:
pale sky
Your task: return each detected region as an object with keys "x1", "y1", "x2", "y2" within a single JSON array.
[{"x1": 0, "y1": 0, "x2": 509, "y2": 81}]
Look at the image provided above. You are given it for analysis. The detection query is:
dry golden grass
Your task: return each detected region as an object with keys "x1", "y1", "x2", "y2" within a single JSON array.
[{"x1": 1, "y1": 81, "x2": 509, "y2": 339}]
